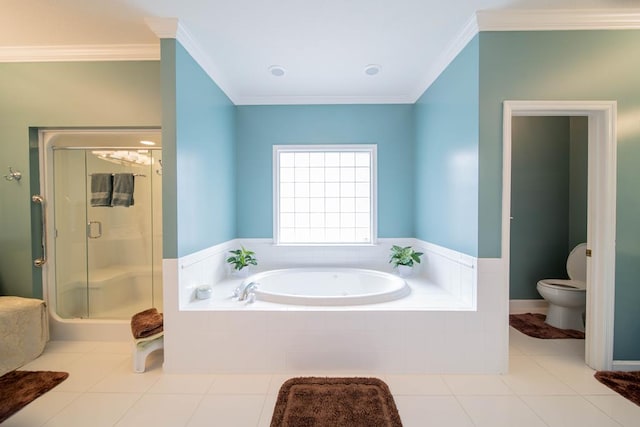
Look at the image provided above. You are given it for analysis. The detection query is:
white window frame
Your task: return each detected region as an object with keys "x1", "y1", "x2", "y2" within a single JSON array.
[{"x1": 273, "y1": 144, "x2": 377, "y2": 246}]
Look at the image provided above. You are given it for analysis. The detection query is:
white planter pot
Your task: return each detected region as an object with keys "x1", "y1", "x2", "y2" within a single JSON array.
[
  {"x1": 396, "y1": 265, "x2": 413, "y2": 277},
  {"x1": 231, "y1": 267, "x2": 251, "y2": 278}
]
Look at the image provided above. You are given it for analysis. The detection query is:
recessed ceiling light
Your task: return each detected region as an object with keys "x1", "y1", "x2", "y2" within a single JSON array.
[
  {"x1": 364, "y1": 64, "x2": 381, "y2": 76},
  {"x1": 269, "y1": 65, "x2": 286, "y2": 77},
  {"x1": 140, "y1": 140, "x2": 156, "y2": 146}
]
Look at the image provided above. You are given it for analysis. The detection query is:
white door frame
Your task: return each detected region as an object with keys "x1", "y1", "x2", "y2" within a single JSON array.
[{"x1": 502, "y1": 100, "x2": 616, "y2": 371}]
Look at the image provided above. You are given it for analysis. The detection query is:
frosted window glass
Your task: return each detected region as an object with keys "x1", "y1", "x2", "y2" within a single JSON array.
[
  {"x1": 355, "y1": 182, "x2": 369, "y2": 197},
  {"x1": 355, "y1": 152, "x2": 369, "y2": 167},
  {"x1": 341, "y1": 198, "x2": 355, "y2": 213},
  {"x1": 281, "y1": 213, "x2": 295, "y2": 227},
  {"x1": 294, "y1": 228, "x2": 310, "y2": 242},
  {"x1": 281, "y1": 183, "x2": 294, "y2": 197},
  {"x1": 281, "y1": 167, "x2": 294, "y2": 182},
  {"x1": 281, "y1": 198, "x2": 295, "y2": 212},
  {"x1": 341, "y1": 213, "x2": 356, "y2": 228},
  {"x1": 309, "y1": 153, "x2": 324, "y2": 167},
  {"x1": 281, "y1": 153, "x2": 295, "y2": 167},
  {"x1": 295, "y1": 213, "x2": 310, "y2": 227},
  {"x1": 340, "y1": 152, "x2": 355, "y2": 167},
  {"x1": 294, "y1": 152, "x2": 309, "y2": 167},
  {"x1": 340, "y1": 228, "x2": 356, "y2": 242},
  {"x1": 325, "y1": 198, "x2": 340, "y2": 212},
  {"x1": 340, "y1": 182, "x2": 355, "y2": 198},
  {"x1": 326, "y1": 213, "x2": 340, "y2": 227},
  {"x1": 325, "y1": 183, "x2": 339, "y2": 197},
  {"x1": 294, "y1": 183, "x2": 309, "y2": 197},
  {"x1": 355, "y1": 197, "x2": 370, "y2": 212},
  {"x1": 309, "y1": 167, "x2": 325, "y2": 182},
  {"x1": 355, "y1": 227, "x2": 370, "y2": 242},
  {"x1": 309, "y1": 198, "x2": 324, "y2": 212},
  {"x1": 294, "y1": 198, "x2": 309, "y2": 212},
  {"x1": 309, "y1": 183, "x2": 324, "y2": 197},
  {"x1": 325, "y1": 167, "x2": 340, "y2": 182},
  {"x1": 275, "y1": 146, "x2": 374, "y2": 244},
  {"x1": 310, "y1": 228, "x2": 325, "y2": 241},
  {"x1": 310, "y1": 213, "x2": 325, "y2": 227},
  {"x1": 325, "y1": 152, "x2": 340, "y2": 167},
  {"x1": 280, "y1": 228, "x2": 295, "y2": 241},
  {"x1": 340, "y1": 167, "x2": 355, "y2": 182},
  {"x1": 326, "y1": 228, "x2": 340, "y2": 241},
  {"x1": 355, "y1": 167, "x2": 370, "y2": 182},
  {"x1": 355, "y1": 213, "x2": 369, "y2": 227},
  {"x1": 294, "y1": 167, "x2": 309, "y2": 182}
]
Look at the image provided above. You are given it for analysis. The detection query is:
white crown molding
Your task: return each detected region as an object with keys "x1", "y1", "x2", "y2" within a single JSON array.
[
  {"x1": 174, "y1": 22, "x2": 239, "y2": 104},
  {"x1": 408, "y1": 9, "x2": 640, "y2": 102},
  {"x1": 409, "y1": 14, "x2": 479, "y2": 103},
  {"x1": 477, "y1": 9, "x2": 640, "y2": 31},
  {"x1": 0, "y1": 44, "x2": 159, "y2": 62},
  {"x1": 235, "y1": 94, "x2": 415, "y2": 106},
  {"x1": 146, "y1": 17, "x2": 239, "y2": 105}
]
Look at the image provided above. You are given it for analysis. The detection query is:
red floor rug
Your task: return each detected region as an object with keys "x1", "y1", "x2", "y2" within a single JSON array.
[
  {"x1": 271, "y1": 377, "x2": 402, "y2": 427},
  {"x1": 509, "y1": 313, "x2": 585, "y2": 339},
  {"x1": 0, "y1": 370, "x2": 69, "y2": 423},
  {"x1": 595, "y1": 371, "x2": 640, "y2": 407}
]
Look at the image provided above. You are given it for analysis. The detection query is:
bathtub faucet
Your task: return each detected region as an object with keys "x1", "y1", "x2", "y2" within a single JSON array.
[{"x1": 234, "y1": 282, "x2": 259, "y2": 302}]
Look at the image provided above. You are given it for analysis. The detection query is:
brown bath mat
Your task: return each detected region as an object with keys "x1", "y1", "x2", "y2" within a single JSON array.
[
  {"x1": 0, "y1": 370, "x2": 69, "y2": 423},
  {"x1": 271, "y1": 377, "x2": 402, "y2": 427},
  {"x1": 594, "y1": 371, "x2": 640, "y2": 407},
  {"x1": 509, "y1": 313, "x2": 585, "y2": 339}
]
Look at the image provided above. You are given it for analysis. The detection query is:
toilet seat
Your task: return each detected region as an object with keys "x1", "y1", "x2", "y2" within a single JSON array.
[
  {"x1": 538, "y1": 243, "x2": 588, "y2": 287},
  {"x1": 537, "y1": 279, "x2": 586, "y2": 291}
]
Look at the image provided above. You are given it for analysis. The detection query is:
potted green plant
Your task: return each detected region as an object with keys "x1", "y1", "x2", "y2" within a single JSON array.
[
  {"x1": 389, "y1": 245, "x2": 423, "y2": 277},
  {"x1": 226, "y1": 246, "x2": 258, "y2": 277}
]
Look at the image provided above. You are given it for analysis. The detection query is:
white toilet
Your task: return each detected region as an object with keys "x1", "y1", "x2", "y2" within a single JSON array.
[{"x1": 536, "y1": 243, "x2": 587, "y2": 332}]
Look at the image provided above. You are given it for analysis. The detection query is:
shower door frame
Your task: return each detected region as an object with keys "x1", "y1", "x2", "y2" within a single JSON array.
[{"x1": 37, "y1": 128, "x2": 162, "y2": 325}]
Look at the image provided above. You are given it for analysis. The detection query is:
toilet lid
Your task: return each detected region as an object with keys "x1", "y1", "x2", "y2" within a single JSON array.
[{"x1": 567, "y1": 243, "x2": 588, "y2": 282}]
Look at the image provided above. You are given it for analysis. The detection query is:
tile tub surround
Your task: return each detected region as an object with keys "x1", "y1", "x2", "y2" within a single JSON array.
[{"x1": 162, "y1": 239, "x2": 507, "y2": 374}]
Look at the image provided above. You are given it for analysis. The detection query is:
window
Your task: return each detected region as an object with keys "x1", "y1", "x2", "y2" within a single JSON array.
[{"x1": 274, "y1": 145, "x2": 376, "y2": 244}]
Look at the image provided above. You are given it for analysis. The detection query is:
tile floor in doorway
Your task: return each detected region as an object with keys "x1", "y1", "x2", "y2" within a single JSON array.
[{"x1": 4, "y1": 327, "x2": 640, "y2": 426}]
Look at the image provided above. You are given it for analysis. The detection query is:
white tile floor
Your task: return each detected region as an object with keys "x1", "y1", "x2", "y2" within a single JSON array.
[{"x1": 5, "y1": 327, "x2": 640, "y2": 426}]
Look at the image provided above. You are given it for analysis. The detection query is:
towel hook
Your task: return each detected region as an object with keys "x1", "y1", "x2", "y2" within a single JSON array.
[{"x1": 3, "y1": 167, "x2": 22, "y2": 182}]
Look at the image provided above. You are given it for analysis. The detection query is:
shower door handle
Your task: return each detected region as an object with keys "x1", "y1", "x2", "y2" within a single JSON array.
[
  {"x1": 87, "y1": 221, "x2": 102, "y2": 239},
  {"x1": 32, "y1": 195, "x2": 47, "y2": 267}
]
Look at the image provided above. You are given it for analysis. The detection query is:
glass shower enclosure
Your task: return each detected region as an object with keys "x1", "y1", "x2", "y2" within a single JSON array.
[{"x1": 44, "y1": 130, "x2": 162, "y2": 320}]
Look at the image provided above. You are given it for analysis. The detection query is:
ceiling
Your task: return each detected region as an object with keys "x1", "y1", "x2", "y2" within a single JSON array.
[{"x1": 2, "y1": 0, "x2": 639, "y2": 104}]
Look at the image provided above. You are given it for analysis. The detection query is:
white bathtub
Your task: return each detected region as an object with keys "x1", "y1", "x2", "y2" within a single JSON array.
[{"x1": 240, "y1": 268, "x2": 410, "y2": 306}]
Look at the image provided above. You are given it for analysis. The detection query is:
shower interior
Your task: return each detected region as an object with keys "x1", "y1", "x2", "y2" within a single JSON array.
[{"x1": 42, "y1": 130, "x2": 162, "y2": 320}]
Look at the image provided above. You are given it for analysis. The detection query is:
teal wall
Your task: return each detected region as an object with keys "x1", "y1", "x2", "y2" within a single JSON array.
[
  {"x1": 510, "y1": 116, "x2": 588, "y2": 299},
  {"x1": 0, "y1": 61, "x2": 161, "y2": 298},
  {"x1": 569, "y1": 117, "x2": 588, "y2": 249},
  {"x1": 478, "y1": 31, "x2": 640, "y2": 359},
  {"x1": 414, "y1": 36, "x2": 479, "y2": 256},
  {"x1": 235, "y1": 104, "x2": 414, "y2": 238},
  {"x1": 161, "y1": 40, "x2": 237, "y2": 258},
  {"x1": 510, "y1": 117, "x2": 570, "y2": 299}
]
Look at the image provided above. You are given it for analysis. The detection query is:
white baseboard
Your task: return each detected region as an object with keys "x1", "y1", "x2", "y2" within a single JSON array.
[
  {"x1": 612, "y1": 360, "x2": 640, "y2": 372},
  {"x1": 509, "y1": 299, "x2": 547, "y2": 314}
]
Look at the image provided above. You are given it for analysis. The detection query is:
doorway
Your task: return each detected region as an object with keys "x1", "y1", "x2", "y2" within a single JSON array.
[{"x1": 502, "y1": 101, "x2": 617, "y2": 371}]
